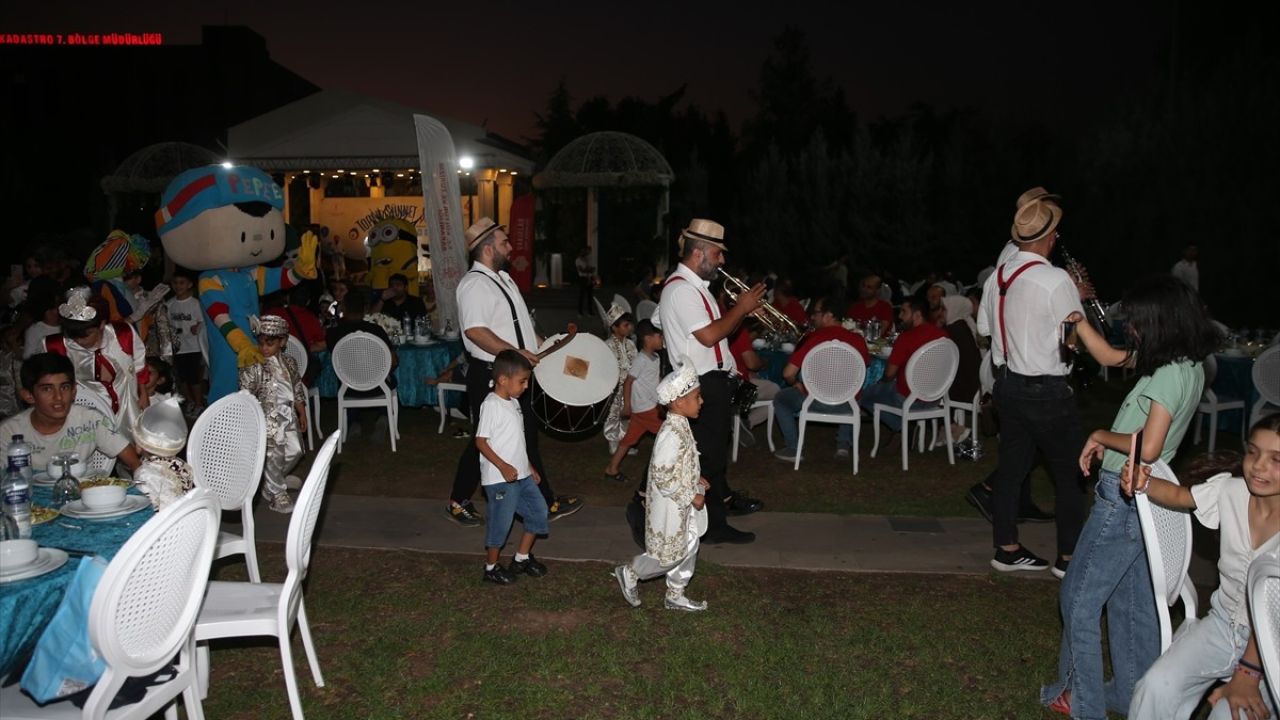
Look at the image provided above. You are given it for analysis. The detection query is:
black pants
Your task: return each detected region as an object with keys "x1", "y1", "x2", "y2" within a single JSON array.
[
  {"x1": 450, "y1": 355, "x2": 554, "y2": 507},
  {"x1": 577, "y1": 280, "x2": 594, "y2": 315},
  {"x1": 690, "y1": 371, "x2": 732, "y2": 531},
  {"x1": 990, "y1": 370, "x2": 1085, "y2": 557}
]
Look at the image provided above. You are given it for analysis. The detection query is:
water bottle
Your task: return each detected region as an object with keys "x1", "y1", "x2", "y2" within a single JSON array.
[
  {"x1": 401, "y1": 316, "x2": 412, "y2": 341},
  {"x1": 6, "y1": 434, "x2": 33, "y2": 484},
  {"x1": 2, "y1": 463, "x2": 32, "y2": 539}
]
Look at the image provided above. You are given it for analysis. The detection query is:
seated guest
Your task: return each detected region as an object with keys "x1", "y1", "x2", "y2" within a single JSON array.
[
  {"x1": 729, "y1": 319, "x2": 779, "y2": 433},
  {"x1": 924, "y1": 283, "x2": 947, "y2": 315},
  {"x1": 376, "y1": 273, "x2": 428, "y2": 322},
  {"x1": 772, "y1": 280, "x2": 810, "y2": 330},
  {"x1": 0, "y1": 352, "x2": 141, "y2": 472},
  {"x1": 265, "y1": 286, "x2": 327, "y2": 353},
  {"x1": 773, "y1": 292, "x2": 870, "y2": 461},
  {"x1": 846, "y1": 274, "x2": 894, "y2": 337},
  {"x1": 325, "y1": 292, "x2": 398, "y2": 437},
  {"x1": 941, "y1": 295, "x2": 981, "y2": 444},
  {"x1": 859, "y1": 297, "x2": 948, "y2": 438}
]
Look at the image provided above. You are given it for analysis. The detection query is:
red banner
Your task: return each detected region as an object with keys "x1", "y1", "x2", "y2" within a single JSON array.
[{"x1": 507, "y1": 194, "x2": 535, "y2": 293}]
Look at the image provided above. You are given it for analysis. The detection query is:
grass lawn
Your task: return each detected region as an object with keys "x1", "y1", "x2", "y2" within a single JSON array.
[{"x1": 204, "y1": 546, "x2": 1065, "y2": 720}]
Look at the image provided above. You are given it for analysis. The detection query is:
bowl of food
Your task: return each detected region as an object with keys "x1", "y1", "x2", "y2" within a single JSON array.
[
  {"x1": 79, "y1": 478, "x2": 130, "y2": 511},
  {"x1": 0, "y1": 539, "x2": 38, "y2": 569}
]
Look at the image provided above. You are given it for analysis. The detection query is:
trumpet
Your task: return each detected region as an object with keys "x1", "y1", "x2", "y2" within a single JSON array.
[{"x1": 717, "y1": 268, "x2": 802, "y2": 337}]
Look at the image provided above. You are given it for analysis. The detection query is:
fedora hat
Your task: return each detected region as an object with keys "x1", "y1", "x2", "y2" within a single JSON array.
[
  {"x1": 1015, "y1": 186, "x2": 1061, "y2": 209},
  {"x1": 678, "y1": 218, "x2": 727, "y2": 254},
  {"x1": 465, "y1": 217, "x2": 506, "y2": 251},
  {"x1": 1010, "y1": 199, "x2": 1062, "y2": 244}
]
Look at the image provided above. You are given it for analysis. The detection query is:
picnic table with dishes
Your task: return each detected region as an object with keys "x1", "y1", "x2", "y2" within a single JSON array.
[
  {"x1": 0, "y1": 480, "x2": 154, "y2": 678},
  {"x1": 315, "y1": 338, "x2": 464, "y2": 408}
]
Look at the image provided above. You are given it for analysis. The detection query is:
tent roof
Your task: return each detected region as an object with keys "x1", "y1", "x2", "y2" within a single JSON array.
[{"x1": 227, "y1": 89, "x2": 533, "y2": 173}]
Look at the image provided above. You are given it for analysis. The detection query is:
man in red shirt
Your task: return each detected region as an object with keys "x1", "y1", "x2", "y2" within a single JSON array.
[
  {"x1": 772, "y1": 280, "x2": 809, "y2": 330},
  {"x1": 846, "y1": 274, "x2": 894, "y2": 337},
  {"x1": 858, "y1": 296, "x2": 948, "y2": 435},
  {"x1": 772, "y1": 292, "x2": 870, "y2": 461}
]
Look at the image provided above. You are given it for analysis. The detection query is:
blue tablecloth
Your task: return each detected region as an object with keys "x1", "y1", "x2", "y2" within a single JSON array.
[
  {"x1": 1212, "y1": 354, "x2": 1259, "y2": 435},
  {"x1": 0, "y1": 486, "x2": 154, "y2": 677},
  {"x1": 316, "y1": 340, "x2": 464, "y2": 408},
  {"x1": 757, "y1": 349, "x2": 886, "y2": 389}
]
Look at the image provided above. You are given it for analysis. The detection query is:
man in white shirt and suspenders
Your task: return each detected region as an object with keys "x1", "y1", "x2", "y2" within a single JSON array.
[
  {"x1": 976, "y1": 192, "x2": 1086, "y2": 576},
  {"x1": 659, "y1": 219, "x2": 765, "y2": 544}
]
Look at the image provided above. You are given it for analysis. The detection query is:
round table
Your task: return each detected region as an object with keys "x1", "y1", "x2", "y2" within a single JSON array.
[
  {"x1": 1212, "y1": 352, "x2": 1259, "y2": 435},
  {"x1": 315, "y1": 339, "x2": 464, "y2": 408},
  {"x1": 0, "y1": 486, "x2": 154, "y2": 677},
  {"x1": 757, "y1": 348, "x2": 886, "y2": 388}
]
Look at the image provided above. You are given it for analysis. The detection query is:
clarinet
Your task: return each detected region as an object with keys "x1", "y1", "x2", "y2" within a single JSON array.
[{"x1": 1059, "y1": 244, "x2": 1108, "y2": 330}]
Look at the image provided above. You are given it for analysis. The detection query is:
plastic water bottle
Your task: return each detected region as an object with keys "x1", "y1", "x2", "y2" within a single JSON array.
[
  {"x1": 6, "y1": 434, "x2": 33, "y2": 484},
  {"x1": 2, "y1": 463, "x2": 32, "y2": 539}
]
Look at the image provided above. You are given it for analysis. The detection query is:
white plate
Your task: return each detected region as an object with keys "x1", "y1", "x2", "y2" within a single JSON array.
[
  {"x1": 410, "y1": 339, "x2": 438, "y2": 346},
  {"x1": 60, "y1": 495, "x2": 152, "y2": 520},
  {"x1": 0, "y1": 548, "x2": 69, "y2": 583},
  {"x1": 31, "y1": 472, "x2": 55, "y2": 487}
]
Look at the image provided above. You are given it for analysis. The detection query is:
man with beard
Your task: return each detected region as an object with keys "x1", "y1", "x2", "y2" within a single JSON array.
[
  {"x1": 658, "y1": 219, "x2": 764, "y2": 544},
  {"x1": 446, "y1": 218, "x2": 582, "y2": 527}
]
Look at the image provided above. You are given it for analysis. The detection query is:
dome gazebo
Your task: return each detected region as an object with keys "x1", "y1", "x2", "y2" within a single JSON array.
[
  {"x1": 100, "y1": 141, "x2": 221, "y2": 227},
  {"x1": 533, "y1": 131, "x2": 674, "y2": 283}
]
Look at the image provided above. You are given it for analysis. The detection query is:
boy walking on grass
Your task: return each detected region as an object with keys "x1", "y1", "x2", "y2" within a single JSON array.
[
  {"x1": 476, "y1": 350, "x2": 549, "y2": 585},
  {"x1": 614, "y1": 362, "x2": 710, "y2": 611}
]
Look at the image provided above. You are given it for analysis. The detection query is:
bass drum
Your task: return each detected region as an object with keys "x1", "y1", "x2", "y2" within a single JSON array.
[{"x1": 529, "y1": 333, "x2": 619, "y2": 440}]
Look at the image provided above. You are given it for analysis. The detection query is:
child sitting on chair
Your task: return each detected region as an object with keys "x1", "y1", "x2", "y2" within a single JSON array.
[{"x1": 238, "y1": 315, "x2": 307, "y2": 514}]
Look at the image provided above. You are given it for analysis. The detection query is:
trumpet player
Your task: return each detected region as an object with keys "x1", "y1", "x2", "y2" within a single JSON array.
[{"x1": 659, "y1": 219, "x2": 765, "y2": 545}]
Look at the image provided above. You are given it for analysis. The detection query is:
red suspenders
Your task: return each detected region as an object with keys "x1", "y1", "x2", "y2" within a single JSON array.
[{"x1": 996, "y1": 261, "x2": 1044, "y2": 365}]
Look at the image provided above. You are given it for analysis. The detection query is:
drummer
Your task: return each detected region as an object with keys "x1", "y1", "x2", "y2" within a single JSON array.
[
  {"x1": 445, "y1": 217, "x2": 583, "y2": 527},
  {"x1": 658, "y1": 219, "x2": 764, "y2": 545}
]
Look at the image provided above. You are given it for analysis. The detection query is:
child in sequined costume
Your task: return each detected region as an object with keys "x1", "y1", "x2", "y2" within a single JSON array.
[{"x1": 238, "y1": 315, "x2": 307, "y2": 513}]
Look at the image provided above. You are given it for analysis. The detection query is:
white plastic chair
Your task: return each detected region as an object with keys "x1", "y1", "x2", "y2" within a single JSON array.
[
  {"x1": 611, "y1": 293, "x2": 632, "y2": 316},
  {"x1": 72, "y1": 382, "x2": 118, "y2": 476},
  {"x1": 436, "y1": 382, "x2": 467, "y2": 434},
  {"x1": 871, "y1": 337, "x2": 959, "y2": 471},
  {"x1": 947, "y1": 349, "x2": 988, "y2": 441},
  {"x1": 731, "y1": 400, "x2": 775, "y2": 463},
  {"x1": 1246, "y1": 543, "x2": 1280, "y2": 708},
  {"x1": 1134, "y1": 459, "x2": 1199, "y2": 652},
  {"x1": 636, "y1": 299, "x2": 659, "y2": 325},
  {"x1": 188, "y1": 390, "x2": 267, "y2": 584},
  {"x1": 195, "y1": 431, "x2": 339, "y2": 720},
  {"x1": 1194, "y1": 354, "x2": 1246, "y2": 452},
  {"x1": 1251, "y1": 345, "x2": 1280, "y2": 428},
  {"x1": 284, "y1": 335, "x2": 322, "y2": 451},
  {"x1": 794, "y1": 341, "x2": 866, "y2": 474},
  {"x1": 0, "y1": 488, "x2": 220, "y2": 720},
  {"x1": 593, "y1": 297, "x2": 611, "y2": 325},
  {"x1": 331, "y1": 332, "x2": 399, "y2": 453}
]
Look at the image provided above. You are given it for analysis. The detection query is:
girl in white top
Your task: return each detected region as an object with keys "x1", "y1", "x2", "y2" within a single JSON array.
[{"x1": 1126, "y1": 413, "x2": 1280, "y2": 720}]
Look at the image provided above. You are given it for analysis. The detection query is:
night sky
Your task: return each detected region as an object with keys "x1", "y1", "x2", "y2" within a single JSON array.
[{"x1": 5, "y1": 0, "x2": 1172, "y2": 142}]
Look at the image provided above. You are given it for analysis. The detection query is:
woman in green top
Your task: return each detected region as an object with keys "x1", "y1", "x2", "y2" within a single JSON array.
[{"x1": 1042, "y1": 275, "x2": 1221, "y2": 719}]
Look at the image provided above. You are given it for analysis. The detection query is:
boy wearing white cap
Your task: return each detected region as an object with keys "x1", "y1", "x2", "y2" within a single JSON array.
[
  {"x1": 238, "y1": 314, "x2": 307, "y2": 513},
  {"x1": 614, "y1": 362, "x2": 710, "y2": 612}
]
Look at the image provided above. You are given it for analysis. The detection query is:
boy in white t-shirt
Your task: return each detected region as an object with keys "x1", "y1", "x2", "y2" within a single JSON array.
[
  {"x1": 475, "y1": 349, "x2": 549, "y2": 585},
  {"x1": 603, "y1": 319, "x2": 664, "y2": 482},
  {"x1": 166, "y1": 270, "x2": 207, "y2": 410},
  {"x1": 0, "y1": 352, "x2": 141, "y2": 473}
]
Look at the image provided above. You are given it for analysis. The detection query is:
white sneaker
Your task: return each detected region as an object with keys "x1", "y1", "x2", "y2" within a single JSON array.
[
  {"x1": 614, "y1": 565, "x2": 641, "y2": 608},
  {"x1": 626, "y1": 447, "x2": 639, "y2": 456},
  {"x1": 268, "y1": 493, "x2": 295, "y2": 514},
  {"x1": 835, "y1": 448, "x2": 850, "y2": 459},
  {"x1": 664, "y1": 593, "x2": 708, "y2": 612}
]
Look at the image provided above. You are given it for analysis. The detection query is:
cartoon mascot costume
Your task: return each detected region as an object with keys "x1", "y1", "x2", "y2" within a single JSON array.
[
  {"x1": 156, "y1": 165, "x2": 318, "y2": 403},
  {"x1": 366, "y1": 217, "x2": 420, "y2": 296}
]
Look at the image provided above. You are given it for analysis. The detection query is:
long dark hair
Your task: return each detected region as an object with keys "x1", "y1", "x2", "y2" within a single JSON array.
[
  {"x1": 1182, "y1": 413, "x2": 1280, "y2": 483},
  {"x1": 1123, "y1": 275, "x2": 1220, "y2": 377}
]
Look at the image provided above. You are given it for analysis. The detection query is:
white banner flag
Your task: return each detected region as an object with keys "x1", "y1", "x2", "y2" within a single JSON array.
[{"x1": 414, "y1": 114, "x2": 468, "y2": 333}]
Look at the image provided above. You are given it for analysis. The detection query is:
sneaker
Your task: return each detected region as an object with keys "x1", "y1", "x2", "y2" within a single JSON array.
[
  {"x1": 452, "y1": 428, "x2": 472, "y2": 439},
  {"x1": 664, "y1": 593, "x2": 708, "y2": 612},
  {"x1": 626, "y1": 447, "x2": 639, "y2": 456},
  {"x1": 614, "y1": 565, "x2": 641, "y2": 607},
  {"x1": 509, "y1": 555, "x2": 548, "y2": 577},
  {"x1": 1051, "y1": 557, "x2": 1069, "y2": 580},
  {"x1": 446, "y1": 502, "x2": 482, "y2": 527},
  {"x1": 1047, "y1": 691, "x2": 1072, "y2": 716},
  {"x1": 965, "y1": 483, "x2": 994, "y2": 523},
  {"x1": 774, "y1": 447, "x2": 798, "y2": 462},
  {"x1": 483, "y1": 565, "x2": 518, "y2": 585},
  {"x1": 834, "y1": 448, "x2": 850, "y2": 459},
  {"x1": 724, "y1": 493, "x2": 763, "y2": 516},
  {"x1": 548, "y1": 495, "x2": 583, "y2": 521},
  {"x1": 283, "y1": 475, "x2": 303, "y2": 490},
  {"x1": 268, "y1": 493, "x2": 294, "y2": 514},
  {"x1": 1018, "y1": 503, "x2": 1056, "y2": 524},
  {"x1": 990, "y1": 546, "x2": 1050, "y2": 573}
]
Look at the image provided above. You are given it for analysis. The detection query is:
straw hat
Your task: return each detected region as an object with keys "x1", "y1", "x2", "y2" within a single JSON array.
[
  {"x1": 1010, "y1": 199, "x2": 1062, "y2": 244},
  {"x1": 464, "y1": 217, "x2": 506, "y2": 251},
  {"x1": 1015, "y1": 186, "x2": 1061, "y2": 209},
  {"x1": 678, "y1": 218, "x2": 727, "y2": 254}
]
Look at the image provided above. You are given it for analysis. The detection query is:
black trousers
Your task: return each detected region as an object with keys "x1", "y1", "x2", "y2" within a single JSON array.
[
  {"x1": 577, "y1": 280, "x2": 594, "y2": 315},
  {"x1": 989, "y1": 370, "x2": 1085, "y2": 557},
  {"x1": 450, "y1": 355, "x2": 554, "y2": 506},
  {"x1": 689, "y1": 371, "x2": 732, "y2": 531}
]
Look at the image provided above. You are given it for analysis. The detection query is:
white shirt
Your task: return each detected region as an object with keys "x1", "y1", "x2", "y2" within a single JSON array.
[
  {"x1": 976, "y1": 250, "x2": 1083, "y2": 376},
  {"x1": 1171, "y1": 259, "x2": 1199, "y2": 291},
  {"x1": 166, "y1": 296, "x2": 205, "y2": 355},
  {"x1": 1191, "y1": 474, "x2": 1280, "y2": 626},
  {"x1": 474, "y1": 393, "x2": 531, "y2": 486},
  {"x1": 574, "y1": 255, "x2": 594, "y2": 279},
  {"x1": 628, "y1": 350, "x2": 661, "y2": 413},
  {"x1": 23, "y1": 321, "x2": 59, "y2": 359},
  {"x1": 0, "y1": 405, "x2": 129, "y2": 472},
  {"x1": 456, "y1": 262, "x2": 538, "y2": 362},
  {"x1": 659, "y1": 262, "x2": 737, "y2": 376}
]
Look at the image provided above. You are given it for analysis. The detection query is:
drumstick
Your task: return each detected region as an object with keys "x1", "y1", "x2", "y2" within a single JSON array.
[{"x1": 535, "y1": 323, "x2": 579, "y2": 360}]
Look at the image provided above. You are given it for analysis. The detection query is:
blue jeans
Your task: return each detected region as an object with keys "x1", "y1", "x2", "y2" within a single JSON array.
[
  {"x1": 856, "y1": 381, "x2": 932, "y2": 432},
  {"x1": 482, "y1": 476, "x2": 549, "y2": 549},
  {"x1": 1041, "y1": 469, "x2": 1158, "y2": 719},
  {"x1": 772, "y1": 386, "x2": 853, "y2": 451}
]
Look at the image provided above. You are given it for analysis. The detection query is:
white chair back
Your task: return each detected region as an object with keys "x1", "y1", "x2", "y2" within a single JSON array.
[
  {"x1": 903, "y1": 337, "x2": 959, "y2": 403},
  {"x1": 73, "y1": 382, "x2": 118, "y2": 475},
  {"x1": 188, "y1": 391, "x2": 267, "y2": 513},
  {"x1": 636, "y1": 299, "x2": 659, "y2": 325},
  {"x1": 1247, "y1": 541, "x2": 1280, "y2": 709},
  {"x1": 800, "y1": 341, "x2": 866, "y2": 405},
  {"x1": 1134, "y1": 459, "x2": 1198, "y2": 651},
  {"x1": 1254, "y1": 345, "x2": 1280, "y2": 408},
  {"x1": 286, "y1": 432, "x2": 339, "y2": 588},
  {"x1": 331, "y1": 332, "x2": 392, "y2": 392},
  {"x1": 284, "y1": 334, "x2": 309, "y2": 377},
  {"x1": 611, "y1": 294, "x2": 632, "y2": 316},
  {"x1": 88, "y1": 488, "x2": 219, "y2": 712}
]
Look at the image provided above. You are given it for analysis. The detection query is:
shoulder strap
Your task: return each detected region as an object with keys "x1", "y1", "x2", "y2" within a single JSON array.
[
  {"x1": 111, "y1": 321, "x2": 134, "y2": 356},
  {"x1": 469, "y1": 270, "x2": 525, "y2": 349},
  {"x1": 44, "y1": 333, "x2": 67, "y2": 356},
  {"x1": 995, "y1": 261, "x2": 1045, "y2": 365}
]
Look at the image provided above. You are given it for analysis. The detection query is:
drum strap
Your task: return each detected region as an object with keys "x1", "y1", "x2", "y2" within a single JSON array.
[
  {"x1": 665, "y1": 275, "x2": 723, "y2": 368},
  {"x1": 471, "y1": 270, "x2": 525, "y2": 350},
  {"x1": 995, "y1": 260, "x2": 1044, "y2": 367}
]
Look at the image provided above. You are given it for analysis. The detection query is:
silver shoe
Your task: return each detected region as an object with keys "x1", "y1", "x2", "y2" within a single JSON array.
[
  {"x1": 663, "y1": 594, "x2": 707, "y2": 612},
  {"x1": 614, "y1": 565, "x2": 641, "y2": 608}
]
